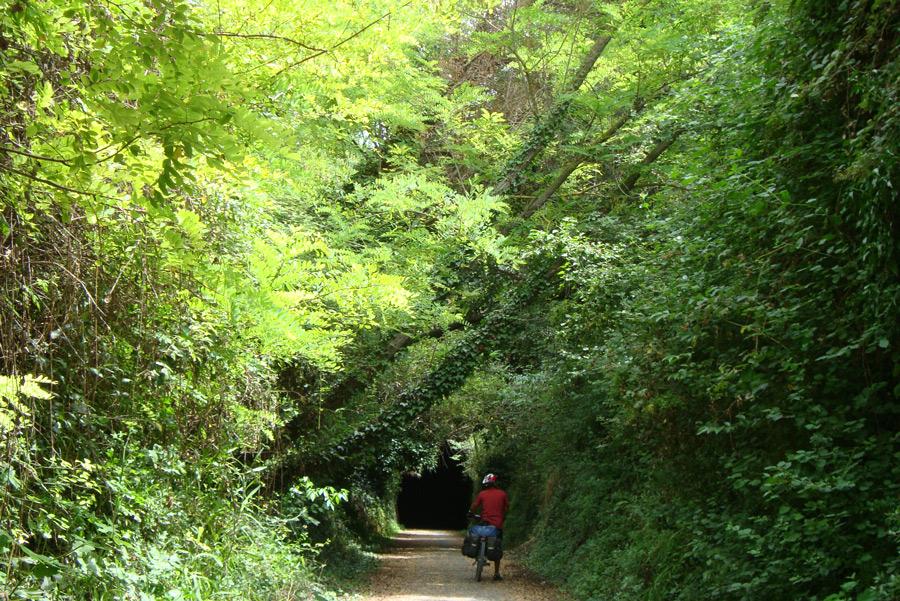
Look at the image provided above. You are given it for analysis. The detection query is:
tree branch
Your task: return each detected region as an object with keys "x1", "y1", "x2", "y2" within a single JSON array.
[
  {"x1": 620, "y1": 130, "x2": 683, "y2": 195},
  {"x1": 515, "y1": 108, "x2": 634, "y2": 221},
  {"x1": 0, "y1": 165, "x2": 118, "y2": 200},
  {"x1": 0, "y1": 145, "x2": 71, "y2": 165},
  {"x1": 272, "y1": 1, "x2": 412, "y2": 77},
  {"x1": 208, "y1": 30, "x2": 325, "y2": 53}
]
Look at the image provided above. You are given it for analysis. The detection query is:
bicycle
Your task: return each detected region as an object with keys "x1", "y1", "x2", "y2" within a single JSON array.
[{"x1": 465, "y1": 512, "x2": 499, "y2": 582}]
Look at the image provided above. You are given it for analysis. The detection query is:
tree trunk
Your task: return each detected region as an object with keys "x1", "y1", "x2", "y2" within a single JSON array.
[
  {"x1": 516, "y1": 109, "x2": 635, "y2": 221},
  {"x1": 321, "y1": 35, "x2": 621, "y2": 428},
  {"x1": 620, "y1": 131, "x2": 682, "y2": 195},
  {"x1": 492, "y1": 35, "x2": 613, "y2": 197}
]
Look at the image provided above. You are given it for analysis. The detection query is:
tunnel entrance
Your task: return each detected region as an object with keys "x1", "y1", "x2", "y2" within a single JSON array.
[{"x1": 397, "y1": 447, "x2": 472, "y2": 529}]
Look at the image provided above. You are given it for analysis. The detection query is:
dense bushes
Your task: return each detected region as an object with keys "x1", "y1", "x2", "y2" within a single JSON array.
[
  {"x1": 458, "y1": 1, "x2": 899, "y2": 599},
  {"x1": 0, "y1": 0, "x2": 476, "y2": 598}
]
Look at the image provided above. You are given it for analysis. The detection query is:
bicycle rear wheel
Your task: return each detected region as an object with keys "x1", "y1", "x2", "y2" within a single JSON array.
[{"x1": 475, "y1": 540, "x2": 485, "y2": 581}]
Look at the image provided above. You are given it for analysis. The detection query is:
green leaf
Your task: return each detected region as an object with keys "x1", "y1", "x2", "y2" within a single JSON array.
[{"x1": 8, "y1": 60, "x2": 42, "y2": 76}]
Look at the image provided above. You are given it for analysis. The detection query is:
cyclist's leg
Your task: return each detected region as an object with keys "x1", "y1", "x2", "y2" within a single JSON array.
[{"x1": 493, "y1": 529, "x2": 503, "y2": 579}]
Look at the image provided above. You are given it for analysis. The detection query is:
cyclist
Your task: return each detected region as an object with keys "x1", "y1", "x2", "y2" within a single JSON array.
[{"x1": 469, "y1": 473, "x2": 509, "y2": 581}]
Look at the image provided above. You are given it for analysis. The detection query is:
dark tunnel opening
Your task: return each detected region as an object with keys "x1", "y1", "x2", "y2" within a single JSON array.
[{"x1": 397, "y1": 447, "x2": 473, "y2": 530}]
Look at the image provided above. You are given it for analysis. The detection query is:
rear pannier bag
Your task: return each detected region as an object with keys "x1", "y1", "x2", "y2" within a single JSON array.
[
  {"x1": 462, "y1": 534, "x2": 479, "y2": 558},
  {"x1": 485, "y1": 536, "x2": 503, "y2": 561}
]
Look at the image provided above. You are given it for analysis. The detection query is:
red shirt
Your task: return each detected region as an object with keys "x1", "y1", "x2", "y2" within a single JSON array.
[{"x1": 470, "y1": 487, "x2": 509, "y2": 529}]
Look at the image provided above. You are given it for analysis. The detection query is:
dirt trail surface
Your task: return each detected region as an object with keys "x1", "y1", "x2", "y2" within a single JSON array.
[{"x1": 361, "y1": 529, "x2": 567, "y2": 601}]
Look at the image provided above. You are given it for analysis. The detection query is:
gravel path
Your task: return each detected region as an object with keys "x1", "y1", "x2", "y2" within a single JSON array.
[{"x1": 361, "y1": 529, "x2": 567, "y2": 601}]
